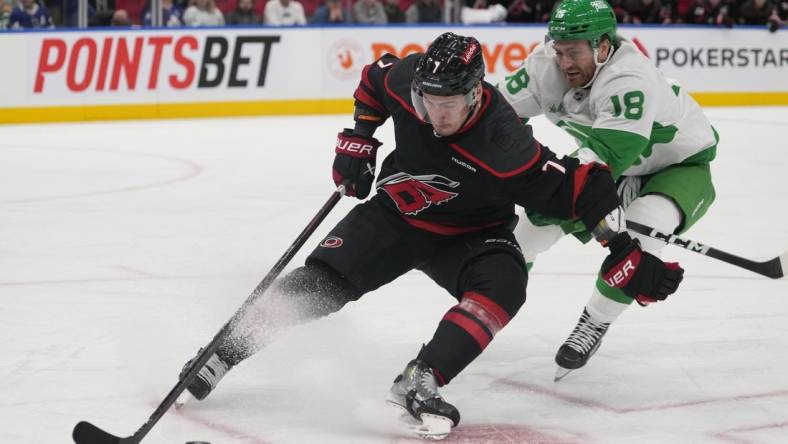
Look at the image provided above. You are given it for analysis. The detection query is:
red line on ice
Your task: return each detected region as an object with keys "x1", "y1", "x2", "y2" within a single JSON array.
[
  {"x1": 710, "y1": 420, "x2": 788, "y2": 444},
  {"x1": 494, "y1": 378, "x2": 788, "y2": 413}
]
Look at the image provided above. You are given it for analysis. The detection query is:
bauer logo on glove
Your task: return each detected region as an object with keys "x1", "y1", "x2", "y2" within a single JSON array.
[
  {"x1": 336, "y1": 138, "x2": 377, "y2": 156},
  {"x1": 332, "y1": 129, "x2": 382, "y2": 199},
  {"x1": 602, "y1": 255, "x2": 637, "y2": 287},
  {"x1": 600, "y1": 232, "x2": 685, "y2": 303}
]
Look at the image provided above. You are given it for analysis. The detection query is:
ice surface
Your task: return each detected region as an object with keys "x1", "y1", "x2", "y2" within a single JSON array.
[{"x1": 1, "y1": 108, "x2": 786, "y2": 443}]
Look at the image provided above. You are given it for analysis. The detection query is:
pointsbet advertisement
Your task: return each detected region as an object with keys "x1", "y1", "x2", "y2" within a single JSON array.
[{"x1": 1, "y1": 25, "x2": 786, "y2": 123}]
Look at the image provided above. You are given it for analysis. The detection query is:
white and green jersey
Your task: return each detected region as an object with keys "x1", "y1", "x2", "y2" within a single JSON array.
[{"x1": 499, "y1": 39, "x2": 717, "y2": 178}]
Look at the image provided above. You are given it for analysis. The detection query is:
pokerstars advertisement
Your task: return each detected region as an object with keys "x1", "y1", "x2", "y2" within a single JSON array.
[
  {"x1": 620, "y1": 26, "x2": 788, "y2": 93},
  {"x1": 0, "y1": 26, "x2": 786, "y2": 113}
]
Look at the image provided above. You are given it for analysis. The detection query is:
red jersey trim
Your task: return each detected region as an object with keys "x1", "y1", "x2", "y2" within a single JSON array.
[
  {"x1": 571, "y1": 162, "x2": 595, "y2": 218},
  {"x1": 449, "y1": 141, "x2": 543, "y2": 179},
  {"x1": 354, "y1": 87, "x2": 386, "y2": 114},
  {"x1": 360, "y1": 63, "x2": 375, "y2": 93},
  {"x1": 384, "y1": 70, "x2": 420, "y2": 118},
  {"x1": 400, "y1": 215, "x2": 505, "y2": 235},
  {"x1": 385, "y1": 71, "x2": 541, "y2": 179}
]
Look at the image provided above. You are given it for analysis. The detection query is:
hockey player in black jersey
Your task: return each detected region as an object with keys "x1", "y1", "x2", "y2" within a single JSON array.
[{"x1": 180, "y1": 32, "x2": 684, "y2": 439}]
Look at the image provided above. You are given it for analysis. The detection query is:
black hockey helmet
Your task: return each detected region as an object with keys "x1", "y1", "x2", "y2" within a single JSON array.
[{"x1": 412, "y1": 32, "x2": 485, "y2": 97}]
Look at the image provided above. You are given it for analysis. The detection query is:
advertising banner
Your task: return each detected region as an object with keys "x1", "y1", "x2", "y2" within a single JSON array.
[{"x1": 1, "y1": 25, "x2": 786, "y2": 123}]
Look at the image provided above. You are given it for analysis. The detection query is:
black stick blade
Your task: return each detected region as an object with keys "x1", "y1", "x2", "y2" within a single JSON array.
[{"x1": 73, "y1": 421, "x2": 124, "y2": 444}]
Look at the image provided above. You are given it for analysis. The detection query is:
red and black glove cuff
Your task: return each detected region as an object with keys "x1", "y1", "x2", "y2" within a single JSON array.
[
  {"x1": 335, "y1": 129, "x2": 381, "y2": 159},
  {"x1": 601, "y1": 232, "x2": 685, "y2": 304},
  {"x1": 601, "y1": 232, "x2": 642, "y2": 289}
]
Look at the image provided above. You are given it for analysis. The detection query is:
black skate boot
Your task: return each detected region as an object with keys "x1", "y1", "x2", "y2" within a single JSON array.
[
  {"x1": 387, "y1": 359, "x2": 460, "y2": 440},
  {"x1": 178, "y1": 349, "x2": 232, "y2": 402},
  {"x1": 554, "y1": 308, "x2": 610, "y2": 382}
]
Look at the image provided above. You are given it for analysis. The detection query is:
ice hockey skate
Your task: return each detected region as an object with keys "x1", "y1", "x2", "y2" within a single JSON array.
[
  {"x1": 386, "y1": 359, "x2": 460, "y2": 440},
  {"x1": 554, "y1": 308, "x2": 610, "y2": 382},
  {"x1": 175, "y1": 349, "x2": 232, "y2": 406}
]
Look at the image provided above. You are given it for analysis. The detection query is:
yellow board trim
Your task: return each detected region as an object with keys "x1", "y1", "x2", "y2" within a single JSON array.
[
  {"x1": 690, "y1": 92, "x2": 788, "y2": 107},
  {"x1": 0, "y1": 98, "x2": 356, "y2": 124},
  {"x1": 1, "y1": 93, "x2": 787, "y2": 125}
]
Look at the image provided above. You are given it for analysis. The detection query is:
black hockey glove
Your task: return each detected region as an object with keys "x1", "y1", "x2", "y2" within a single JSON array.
[
  {"x1": 332, "y1": 129, "x2": 381, "y2": 199},
  {"x1": 600, "y1": 232, "x2": 685, "y2": 305}
]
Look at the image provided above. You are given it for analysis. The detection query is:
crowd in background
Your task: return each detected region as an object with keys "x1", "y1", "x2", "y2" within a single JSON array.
[{"x1": 1, "y1": 0, "x2": 786, "y2": 31}]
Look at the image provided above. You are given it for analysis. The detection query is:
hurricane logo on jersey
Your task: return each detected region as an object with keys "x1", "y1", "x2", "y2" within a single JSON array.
[
  {"x1": 377, "y1": 173, "x2": 460, "y2": 216},
  {"x1": 319, "y1": 236, "x2": 344, "y2": 248}
]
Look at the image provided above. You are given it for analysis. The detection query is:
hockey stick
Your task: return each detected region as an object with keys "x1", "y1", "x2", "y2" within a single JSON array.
[
  {"x1": 626, "y1": 220, "x2": 786, "y2": 279},
  {"x1": 72, "y1": 185, "x2": 347, "y2": 444}
]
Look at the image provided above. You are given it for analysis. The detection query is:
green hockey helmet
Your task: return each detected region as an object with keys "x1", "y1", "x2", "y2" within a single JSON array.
[{"x1": 548, "y1": 0, "x2": 618, "y2": 48}]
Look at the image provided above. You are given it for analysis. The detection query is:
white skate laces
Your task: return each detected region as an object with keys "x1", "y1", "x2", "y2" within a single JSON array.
[
  {"x1": 554, "y1": 309, "x2": 612, "y2": 382},
  {"x1": 565, "y1": 309, "x2": 610, "y2": 355}
]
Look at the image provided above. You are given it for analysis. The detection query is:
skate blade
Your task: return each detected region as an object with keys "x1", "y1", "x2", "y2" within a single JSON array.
[
  {"x1": 554, "y1": 367, "x2": 573, "y2": 382},
  {"x1": 385, "y1": 400, "x2": 452, "y2": 440},
  {"x1": 412, "y1": 413, "x2": 452, "y2": 440},
  {"x1": 175, "y1": 391, "x2": 193, "y2": 409}
]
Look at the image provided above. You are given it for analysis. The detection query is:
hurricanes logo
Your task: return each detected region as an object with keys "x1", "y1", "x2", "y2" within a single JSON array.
[
  {"x1": 377, "y1": 173, "x2": 459, "y2": 216},
  {"x1": 320, "y1": 236, "x2": 343, "y2": 248}
]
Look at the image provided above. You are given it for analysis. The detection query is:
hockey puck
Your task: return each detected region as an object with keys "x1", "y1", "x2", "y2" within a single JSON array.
[{"x1": 185, "y1": 442, "x2": 210, "y2": 444}]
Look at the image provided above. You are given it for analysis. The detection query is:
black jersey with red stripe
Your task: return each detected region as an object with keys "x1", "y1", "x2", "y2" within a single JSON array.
[{"x1": 352, "y1": 53, "x2": 620, "y2": 235}]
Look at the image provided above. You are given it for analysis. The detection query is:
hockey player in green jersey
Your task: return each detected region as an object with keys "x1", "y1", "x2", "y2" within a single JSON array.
[{"x1": 498, "y1": 0, "x2": 718, "y2": 381}]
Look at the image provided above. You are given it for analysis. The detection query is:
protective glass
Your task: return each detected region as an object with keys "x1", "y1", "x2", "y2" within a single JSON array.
[{"x1": 411, "y1": 86, "x2": 477, "y2": 124}]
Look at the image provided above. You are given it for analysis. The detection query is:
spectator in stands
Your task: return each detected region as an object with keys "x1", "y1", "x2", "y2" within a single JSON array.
[
  {"x1": 214, "y1": 0, "x2": 236, "y2": 15},
  {"x1": 353, "y1": 0, "x2": 387, "y2": 23},
  {"x1": 674, "y1": 0, "x2": 693, "y2": 19},
  {"x1": 539, "y1": 0, "x2": 557, "y2": 20},
  {"x1": 226, "y1": 0, "x2": 260, "y2": 23},
  {"x1": 777, "y1": 0, "x2": 788, "y2": 19},
  {"x1": 504, "y1": 0, "x2": 540, "y2": 22},
  {"x1": 683, "y1": 0, "x2": 734, "y2": 26},
  {"x1": 738, "y1": 0, "x2": 774, "y2": 25},
  {"x1": 607, "y1": 0, "x2": 629, "y2": 21},
  {"x1": 764, "y1": 1, "x2": 783, "y2": 30},
  {"x1": 8, "y1": 0, "x2": 54, "y2": 28},
  {"x1": 1, "y1": 0, "x2": 12, "y2": 29},
  {"x1": 144, "y1": 0, "x2": 185, "y2": 26},
  {"x1": 111, "y1": 8, "x2": 133, "y2": 24},
  {"x1": 64, "y1": 0, "x2": 97, "y2": 27},
  {"x1": 264, "y1": 0, "x2": 307, "y2": 25},
  {"x1": 460, "y1": 0, "x2": 507, "y2": 23},
  {"x1": 183, "y1": 0, "x2": 225, "y2": 25},
  {"x1": 383, "y1": 0, "x2": 405, "y2": 22},
  {"x1": 622, "y1": 0, "x2": 670, "y2": 23},
  {"x1": 405, "y1": 0, "x2": 442, "y2": 22},
  {"x1": 312, "y1": 0, "x2": 351, "y2": 23},
  {"x1": 505, "y1": 0, "x2": 555, "y2": 21}
]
